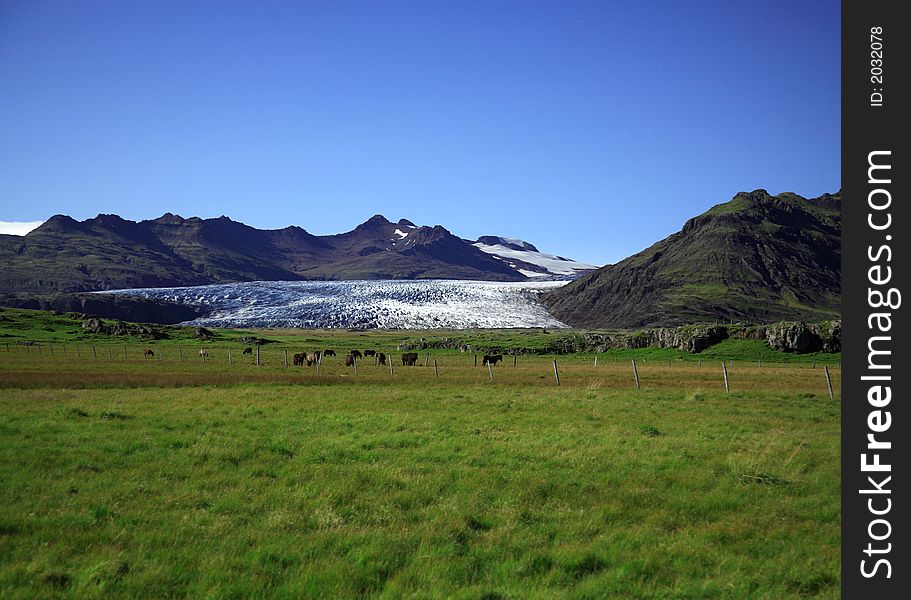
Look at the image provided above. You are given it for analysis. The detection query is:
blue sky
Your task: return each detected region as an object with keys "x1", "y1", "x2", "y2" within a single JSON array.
[{"x1": 0, "y1": 0, "x2": 839, "y2": 265}]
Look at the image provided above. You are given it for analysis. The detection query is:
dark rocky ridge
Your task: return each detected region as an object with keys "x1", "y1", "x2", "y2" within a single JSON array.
[
  {"x1": 0, "y1": 213, "x2": 528, "y2": 297},
  {"x1": 0, "y1": 293, "x2": 205, "y2": 325},
  {"x1": 542, "y1": 189, "x2": 840, "y2": 328}
]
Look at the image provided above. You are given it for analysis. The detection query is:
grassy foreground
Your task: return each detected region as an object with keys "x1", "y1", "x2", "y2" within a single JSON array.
[
  {"x1": 2, "y1": 384, "x2": 839, "y2": 598},
  {"x1": 0, "y1": 309, "x2": 840, "y2": 598}
]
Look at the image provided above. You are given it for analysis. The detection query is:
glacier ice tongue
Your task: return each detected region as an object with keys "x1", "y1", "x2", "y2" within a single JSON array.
[{"x1": 101, "y1": 279, "x2": 570, "y2": 329}]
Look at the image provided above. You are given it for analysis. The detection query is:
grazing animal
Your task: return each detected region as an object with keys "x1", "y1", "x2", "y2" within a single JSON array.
[
  {"x1": 458, "y1": 344, "x2": 468, "y2": 353},
  {"x1": 199, "y1": 349, "x2": 208, "y2": 358},
  {"x1": 293, "y1": 352, "x2": 306, "y2": 367},
  {"x1": 349, "y1": 349, "x2": 363, "y2": 359},
  {"x1": 143, "y1": 348, "x2": 154, "y2": 358},
  {"x1": 345, "y1": 354, "x2": 356, "y2": 367},
  {"x1": 377, "y1": 352, "x2": 386, "y2": 365},
  {"x1": 242, "y1": 347, "x2": 253, "y2": 355},
  {"x1": 323, "y1": 349, "x2": 336, "y2": 357},
  {"x1": 483, "y1": 354, "x2": 503, "y2": 366},
  {"x1": 401, "y1": 352, "x2": 418, "y2": 366},
  {"x1": 363, "y1": 349, "x2": 376, "y2": 356},
  {"x1": 306, "y1": 352, "x2": 321, "y2": 366}
]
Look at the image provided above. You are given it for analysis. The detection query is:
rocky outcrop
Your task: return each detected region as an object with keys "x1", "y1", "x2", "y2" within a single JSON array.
[
  {"x1": 81, "y1": 318, "x2": 169, "y2": 339},
  {"x1": 396, "y1": 320, "x2": 839, "y2": 355},
  {"x1": 767, "y1": 322, "x2": 821, "y2": 353},
  {"x1": 194, "y1": 326, "x2": 215, "y2": 340},
  {"x1": 240, "y1": 335, "x2": 276, "y2": 346},
  {"x1": 766, "y1": 320, "x2": 841, "y2": 353},
  {"x1": 623, "y1": 325, "x2": 729, "y2": 353}
]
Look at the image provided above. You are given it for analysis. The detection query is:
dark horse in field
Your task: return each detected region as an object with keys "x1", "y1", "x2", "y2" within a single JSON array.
[
  {"x1": 323, "y1": 349, "x2": 336, "y2": 357},
  {"x1": 483, "y1": 354, "x2": 503, "y2": 366},
  {"x1": 242, "y1": 347, "x2": 253, "y2": 355},
  {"x1": 345, "y1": 354, "x2": 356, "y2": 367},
  {"x1": 377, "y1": 352, "x2": 386, "y2": 365},
  {"x1": 401, "y1": 352, "x2": 418, "y2": 366},
  {"x1": 293, "y1": 352, "x2": 306, "y2": 366}
]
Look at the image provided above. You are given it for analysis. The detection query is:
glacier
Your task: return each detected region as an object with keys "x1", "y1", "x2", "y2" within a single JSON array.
[{"x1": 101, "y1": 279, "x2": 571, "y2": 329}]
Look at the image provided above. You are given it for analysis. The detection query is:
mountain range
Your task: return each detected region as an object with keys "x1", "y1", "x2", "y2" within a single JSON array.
[
  {"x1": 0, "y1": 189, "x2": 841, "y2": 329},
  {"x1": 542, "y1": 189, "x2": 841, "y2": 328},
  {"x1": 0, "y1": 213, "x2": 596, "y2": 295}
]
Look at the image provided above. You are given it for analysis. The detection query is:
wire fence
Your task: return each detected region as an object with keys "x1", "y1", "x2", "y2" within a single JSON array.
[{"x1": 2, "y1": 341, "x2": 841, "y2": 396}]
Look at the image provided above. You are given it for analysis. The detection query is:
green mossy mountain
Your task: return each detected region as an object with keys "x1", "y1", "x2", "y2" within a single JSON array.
[{"x1": 542, "y1": 189, "x2": 841, "y2": 328}]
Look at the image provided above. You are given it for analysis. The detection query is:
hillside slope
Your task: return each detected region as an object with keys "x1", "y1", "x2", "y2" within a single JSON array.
[{"x1": 541, "y1": 189, "x2": 841, "y2": 328}]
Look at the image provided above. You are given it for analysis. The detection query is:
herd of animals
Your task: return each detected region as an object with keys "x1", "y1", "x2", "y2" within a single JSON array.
[
  {"x1": 141, "y1": 346, "x2": 505, "y2": 366},
  {"x1": 287, "y1": 349, "x2": 504, "y2": 367}
]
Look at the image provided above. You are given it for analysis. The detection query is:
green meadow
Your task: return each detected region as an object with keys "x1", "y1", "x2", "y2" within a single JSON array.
[{"x1": 0, "y1": 308, "x2": 840, "y2": 598}]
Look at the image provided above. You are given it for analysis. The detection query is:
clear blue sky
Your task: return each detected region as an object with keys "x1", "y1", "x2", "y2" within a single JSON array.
[{"x1": 0, "y1": 0, "x2": 839, "y2": 265}]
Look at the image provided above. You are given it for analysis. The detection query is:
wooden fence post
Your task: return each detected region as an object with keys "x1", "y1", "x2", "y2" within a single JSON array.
[
  {"x1": 256, "y1": 345, "x2": 260, "y2": 366},
  {"x1": 824, "y1": 365, "x2": 834, "y2": 400},
  {"x1": 107, "y1": 347, "x2": 112, "y2": 360},
  {"x1": 553, "y1": 360, "x2": 560, "y2": 386},
  {"x1": 389, "y1": 356, "x2": 394, "y2": 377},
  {"x1": 487, "y1": 362, "x2": 493, "y2": 380},
  {"x1": 228, "y1": 349, "x2": 232, "y2": 365},
  {"x1": 179, "y1": 347, "x2": 183, "y2": 361},
  {"x1": 514, "y1": 351, "x2": 517, "y2": 367},
  {"x1": 353, "y1": 356, "x2": 358, "y2": 376},
  {"x1": 283, "y1": 349, "x2": 288, "y2": 368},
  {"x1": 434, "y1": 359, "x2": 439, "y2": 379},
  {"x1": 474, "y1": 352, "x2": 477, "y2": 367},
  {"x1": 722, "y1": 361, "x2": 730, "y2": 393},
  {"x1": 632, "y1": 358, "x2": 640, "y2": 389},
  {"x1": 424, "y1": 352, "x2": 429, "y2": 367},
  {"x1": 92, "y1": 346, "x2": 97, "y2": 359},
  {"x1": 594, "y1": 355, "x2": 598, "y2": 367},
  {"x1": 123, "y1": 345, "x2": 127, "y2": 360}
]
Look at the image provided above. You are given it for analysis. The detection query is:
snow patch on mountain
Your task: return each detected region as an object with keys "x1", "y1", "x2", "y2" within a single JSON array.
[
  {"x1": 103, "y1": 279, "x2": 570, "y2": 329},
  {"x1": 499, "y1": 237, "x2": 537, "y2": 251},
  {"x1": 518, "y1": 269, "x2": 548, "y2": 278},
  {"x1": 472, "y1": 238, "x2": 598, "y2": 277}
]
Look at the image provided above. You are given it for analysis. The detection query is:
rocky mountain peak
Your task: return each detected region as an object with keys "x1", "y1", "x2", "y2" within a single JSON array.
[{"x1": 150, "y1": 213, "x2": 186, "y2": 225}]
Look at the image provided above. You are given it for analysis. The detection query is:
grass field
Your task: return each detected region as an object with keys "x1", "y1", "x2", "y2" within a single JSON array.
[{"x1": 0, "y1": 309, "x2": 841, "y2": 598}]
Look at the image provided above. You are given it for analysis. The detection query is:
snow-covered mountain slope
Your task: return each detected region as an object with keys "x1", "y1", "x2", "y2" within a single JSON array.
[
  {"x1": 102, "y1": 279, "x2": 570, "y2": 329},
  {"x1": 471, "y1": 236, "x2": 598, "y2": 279}
]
